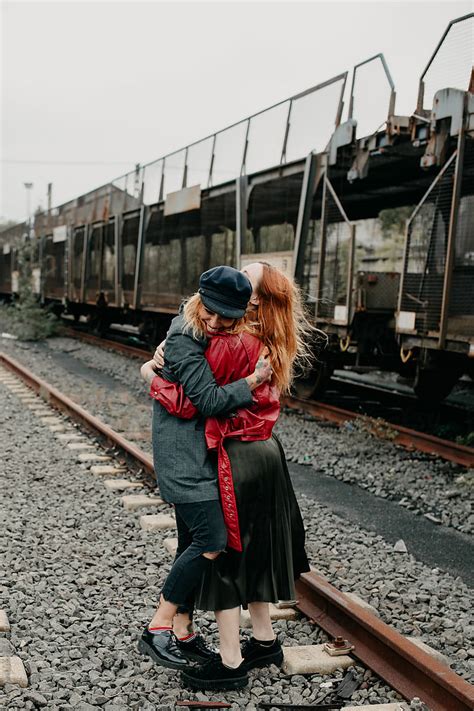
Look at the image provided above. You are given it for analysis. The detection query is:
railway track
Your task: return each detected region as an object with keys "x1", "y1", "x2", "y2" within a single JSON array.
[
  {"x1": 281, "y1": 396, "x2": 474, "y2": 469},
  {"x1": 63, "y1": 326, "x2": 153, "y2": 360},
  {"x1": 63, "y1": 327, "x2": 474, "y2": 469},
  {"x1": 2, "y1": 349, "x2": 473, "y2": 711}
]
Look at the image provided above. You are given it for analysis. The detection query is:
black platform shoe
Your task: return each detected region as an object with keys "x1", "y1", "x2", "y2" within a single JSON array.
[
  {"x1": 138, "y1": 627, "x2": 189, "y2": 670},
  {"x1": 241, "y1": 635, "x2": 283, "y2": 670},
  {"x1": 181, "y1": 658, "x2": 248, "y2": 690},
  {"x1": 176, "y1": 633, "x2": 219, "y2": 663}
]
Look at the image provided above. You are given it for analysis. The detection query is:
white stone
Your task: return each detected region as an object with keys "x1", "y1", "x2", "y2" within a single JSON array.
[
  {"x1": 406, "y1": 637, "x2": 450, "y2": 666},
  {"x1": 56, "y1": 433, "x2": 84, "y2": 442},
  {"x1": 282, "y1": 644, "x2": 353, "y2": 675},
  {"x1": 122, "y1": 494, "x2": 164, "y2": 511},
  {"x1": 67, "y1": 443, "x2": 95, "y2": 450},
  {"x1": 241, "y1": 603, "x2": 298, "y2": 629},
  {"x1": 163, "y1": 538, "x2": 178, "y2": 555},
  {"x1": 345, "y1": 592, "x2": 380, "y2": 617},
  {"x1": 78, "y1": 453, "x2": 112, "y2": 463},
  {"x1": 393, "y1": 539, "x2": 408, "y2": 553},
  {"x1": 140, "y1": 514, "x2": 175, "y2": 531},
  {"x1": 0, "y1": 610, "x2": 10, "y2": 632},
  {"x1": 104, "y1": 479, "x2": 140, "y2": 492},
  {"x1": 0, "y1": 656, "x2": 28, "y2": 687},
  {"x1": 40, "y1": 417, "x2": 64, "y2": 425},
  {"x1": 270, "y1": 603, "x2": 298, "y2": 619},
  {"x1": 90, "y1": 465, "x2": 124, "y2": 476}
]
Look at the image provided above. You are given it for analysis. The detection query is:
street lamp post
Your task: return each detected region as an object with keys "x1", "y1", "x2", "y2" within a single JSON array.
[{"x1": 23, "y1": 182, "x2": 33, "y2": 236}]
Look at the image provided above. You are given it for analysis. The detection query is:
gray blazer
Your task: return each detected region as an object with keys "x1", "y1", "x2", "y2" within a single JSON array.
[{"x1": 151, "y1": 315, "x2": 253, "y2": 504}]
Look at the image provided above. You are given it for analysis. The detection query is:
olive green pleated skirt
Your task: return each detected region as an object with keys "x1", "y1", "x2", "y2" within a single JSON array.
[{"x1": 194, "y1": 434, "x2": 310, "y2": 611}]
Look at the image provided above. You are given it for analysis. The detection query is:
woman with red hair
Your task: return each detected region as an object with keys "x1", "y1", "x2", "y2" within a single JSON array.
[{"x1": 142, "y1": 261, "x2": 312, "y2": 690}]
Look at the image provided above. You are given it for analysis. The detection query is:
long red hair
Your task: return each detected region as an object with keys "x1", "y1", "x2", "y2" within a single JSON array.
[{"x1": 245, "y1": 263, "x2": 315, "y2": 393}]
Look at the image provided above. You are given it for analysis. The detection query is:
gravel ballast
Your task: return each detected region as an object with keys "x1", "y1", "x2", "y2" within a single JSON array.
[{"x1": 1, "y1": 369, "x2": 473, "y2": 709}]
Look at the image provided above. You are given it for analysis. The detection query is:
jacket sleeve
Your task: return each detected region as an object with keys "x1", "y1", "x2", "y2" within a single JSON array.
[{"x1": 165, "y1": 327, "x2": 253, "y2": 418}]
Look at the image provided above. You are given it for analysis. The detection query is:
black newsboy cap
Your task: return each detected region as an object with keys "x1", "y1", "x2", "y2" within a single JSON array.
[{"x1": 198, "y1": 266, "x2": 252, "y2": 319}]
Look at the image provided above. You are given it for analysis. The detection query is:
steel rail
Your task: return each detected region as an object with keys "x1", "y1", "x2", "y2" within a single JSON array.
[
  {"x1": 281, "y1": 395, "x2": 474, "y2": 469},
  {"x1": 296, "y1": 572, "x2": 474, "y2": 711},
  {"x1": 1, "y1": 350, "x2": 473, "y2": 709},
  {"x1": 62, "y1": 327, "x2": 152, "y2": 360}
]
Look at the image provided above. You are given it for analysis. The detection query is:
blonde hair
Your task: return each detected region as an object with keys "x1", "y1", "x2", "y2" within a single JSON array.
[
  {"x1": 182, "y1": 293, "x2": 245, "y2": 340},
  {"x1": 245, "y1": 263, "x2": 318, "y2": 393}
]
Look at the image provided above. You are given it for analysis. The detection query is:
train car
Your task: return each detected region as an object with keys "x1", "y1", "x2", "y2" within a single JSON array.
[
  {"x1": 396, "y1": 91, "x2": 474, "y2": 400},
  {"x1": 0, "y1": 222, "x2": 28, "y2": 299},
  {"x1": 41, "y1": 226, "x2": 67, "y2": 307},
  {"x1": 294, "y1": 88, "x2": 474, "y2": 398},
  {"x1": 0, "y1": 13, "x2": 472, "y2": 401}
]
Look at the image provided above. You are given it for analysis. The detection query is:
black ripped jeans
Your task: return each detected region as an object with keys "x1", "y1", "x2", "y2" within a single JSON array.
[{"x1": 162, "y1": 499, "x2": 227, "y2": 612}]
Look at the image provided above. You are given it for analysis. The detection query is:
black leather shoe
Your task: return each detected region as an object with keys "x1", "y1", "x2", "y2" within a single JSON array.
[
  {"x1": 181, "y1": 658, "x2": 248, "y2": 690},
  {"x1": 176, "y1": 633, "x2": 219, "y2": 663},
  {"x1": 138, "y1": 627, "x2": 189, "y2": 670},
  {"x1": 241, "y1": 635, "x2": 283, "y2": 670}
]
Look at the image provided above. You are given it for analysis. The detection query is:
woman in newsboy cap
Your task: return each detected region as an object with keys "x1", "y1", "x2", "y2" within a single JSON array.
[{"x1": 139, "y1": 263, "x2": 310, "y2": 691}]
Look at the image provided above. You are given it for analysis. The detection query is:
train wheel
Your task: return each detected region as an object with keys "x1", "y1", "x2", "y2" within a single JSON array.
[
  {"x1": 413, "y1": 366, "x2": 460, "y2": 403},
  {"x1": 292, "y1": 361, "x2": 334, "y2": 400}
]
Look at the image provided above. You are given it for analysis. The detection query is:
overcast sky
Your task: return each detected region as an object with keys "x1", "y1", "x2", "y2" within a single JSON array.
[{"x1": 1, "y1": 0, "x2": 472, "y2": 222}]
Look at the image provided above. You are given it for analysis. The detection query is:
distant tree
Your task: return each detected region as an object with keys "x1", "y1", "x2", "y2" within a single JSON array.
[
  {"x1": 0, "y1": 217, "x2": 17, "y2": 236},
  {"x1": 1, "y1": 240, "x2": 59, "y2": 340}
]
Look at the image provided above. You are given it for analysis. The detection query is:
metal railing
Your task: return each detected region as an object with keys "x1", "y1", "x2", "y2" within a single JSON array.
[
  {"x1": 416, "y1": 12, "x2": 474, "y2": 113},
  {"x1": 126, "y1": 71, "x2": 348, "y2": 205}
]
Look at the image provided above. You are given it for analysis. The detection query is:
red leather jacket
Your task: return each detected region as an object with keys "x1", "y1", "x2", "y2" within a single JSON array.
[{"x1": 149, "y1": 331, "x2": 280, "y2": 551}]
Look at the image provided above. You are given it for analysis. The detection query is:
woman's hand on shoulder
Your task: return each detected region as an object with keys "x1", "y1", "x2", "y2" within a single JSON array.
[
  {"x1": 140, "y1": 359, "x2": 158, "y2": 384},
  {"x1": 153, "y1": 339, "x2": 166, "y2": 369}
]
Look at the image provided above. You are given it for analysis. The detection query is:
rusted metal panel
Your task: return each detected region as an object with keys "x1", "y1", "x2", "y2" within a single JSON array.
[
  {"x1": 164, "y1": 185, "x2": 201, "y2": 216},
  {"x1": 328, "y1": 120, "x2": 356, "y2": 165}
]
